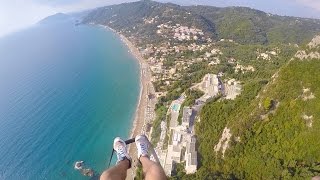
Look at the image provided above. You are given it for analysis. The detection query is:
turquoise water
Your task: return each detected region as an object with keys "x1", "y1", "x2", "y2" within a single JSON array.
[{"x1": 0, "y1": 19, "x2": 140, "y2": 179}]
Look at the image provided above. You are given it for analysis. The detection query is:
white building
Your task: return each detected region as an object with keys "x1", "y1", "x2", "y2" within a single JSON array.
[
  {"x1": 185, "y1": 136, "x2": 198, "y2": 174},
  {"x1": 196, "y1": 74, "x2": 220, "y2": 103},
  {"x1": 172, "y1": 132, "x2": 182, "y2": 146},
  {"x1": 182, "y1": 107, "x2": 193, "y2": 127},
  {"x1": 164, "y1": 144, "x2": 182, "y2": 175}
]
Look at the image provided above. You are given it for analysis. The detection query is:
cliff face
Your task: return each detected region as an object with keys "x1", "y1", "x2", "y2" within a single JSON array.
[
  {"x1": 308, "y1": 35, "x2": 320, "y2": 48},
  {"x1": 296, "y1": 35, "x2": 320, "y2": 60}
]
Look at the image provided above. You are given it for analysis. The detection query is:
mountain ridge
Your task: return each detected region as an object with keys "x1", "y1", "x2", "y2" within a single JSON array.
[{"x1": 82, "y1": 0, "x2": 320, "y2": 45}]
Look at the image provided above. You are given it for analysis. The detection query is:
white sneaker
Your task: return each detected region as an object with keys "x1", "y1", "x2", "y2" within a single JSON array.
[
  {"x1": 135, "y1": 135, "x2": 149, "y2": 158},
  {"x1": 113, "y1": 137, "x2": 131, "y2": 167}
]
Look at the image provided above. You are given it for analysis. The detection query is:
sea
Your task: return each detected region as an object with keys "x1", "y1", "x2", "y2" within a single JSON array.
[{"x1": 0, "y1": 16, "x2": 140, "y2": 179}]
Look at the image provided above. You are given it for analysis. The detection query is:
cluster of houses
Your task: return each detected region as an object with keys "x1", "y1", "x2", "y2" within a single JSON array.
[
  {"x1": 173, "y1": 25, "x2": 204, "y2": 41},
  {"x1": 140, "y1": 40, "x2": 228, "y2": 97},
  {"x1": 234, "y1": 64, "x2": 255, "y2": 73},
  {"x1": 257, "y1": 50, "x2": 278, "y2": 60},
  {"x1": 143, "y1": 16, "x2": 159, "y2": 24},
  {"x1": 156, "y1": 22, "x2": 205, "y2": 41}
]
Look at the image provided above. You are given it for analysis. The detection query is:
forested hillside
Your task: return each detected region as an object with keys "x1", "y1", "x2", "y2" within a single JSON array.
[
  {"x1": 83, "y1": 0, "x2": 216, "y2": 45},
  {"x1": 185, "y1": 6, "x2": 320, "y2": 44},
  {"x1": 191, "y1": 37, "x2": 320, "y2": 179},
  {"x1": 83, "y1": 0, "x2": 320, "y2": 45}
]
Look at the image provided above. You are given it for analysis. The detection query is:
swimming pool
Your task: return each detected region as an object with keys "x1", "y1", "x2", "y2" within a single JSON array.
[{"x1": 172, "y1": 103, "x2": 181, "y2": 112}]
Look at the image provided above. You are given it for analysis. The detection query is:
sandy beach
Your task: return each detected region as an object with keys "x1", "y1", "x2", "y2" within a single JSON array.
[
  {"x1": 117, "y1": 34, "x2": 148, "y2": 142},
  {"x1": 119, "y1": 33, "x2": 152, "y2": 180},
  {"x1": 104, "y1": 26, "x2": 154, "y2": 179}
]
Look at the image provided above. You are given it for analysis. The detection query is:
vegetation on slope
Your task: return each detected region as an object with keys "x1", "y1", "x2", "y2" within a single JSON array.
[
  {"x1": 185, "y1": 6, "x2": 320, "y2": 45},
  {"x1": 193, "y1": 51, "x2": 320, "y2": 179}
]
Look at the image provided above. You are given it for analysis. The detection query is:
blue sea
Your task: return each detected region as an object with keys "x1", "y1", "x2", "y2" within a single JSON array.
[{"x1": 0, "y1": 17, "x2": 140, "y2": 179}]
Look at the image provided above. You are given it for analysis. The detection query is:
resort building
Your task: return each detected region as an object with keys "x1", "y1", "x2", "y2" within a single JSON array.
[
  {"x1": 203, "y1": 74, "x2": 219, "y2": 97},
  {"x1": 194, "y1": 74, "x2": 221, "y2": 103},
  {"x1": 185, "y1": 136, "x2": 198, "y2": 174},
  {"x1": 164, "y1": 144, "x2": 182, "y2": 175},
  {"x1": 159, "y1": 121, "x2": 167, "y2": 144},
  {"x1": 172, "y1": 132, "x2": 182, "y2": 146},
  {"x1": 182, "y1": 107, "x2": 193, "y2": 128}
]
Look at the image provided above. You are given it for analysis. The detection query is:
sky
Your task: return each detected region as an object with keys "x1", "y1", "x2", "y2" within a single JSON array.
[{"x1": 0, "y1": 0, "x2": 320, "y2": 37}]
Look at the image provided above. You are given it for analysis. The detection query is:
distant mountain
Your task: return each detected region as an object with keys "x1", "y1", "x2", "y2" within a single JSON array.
[
  {"x1": 39, "y1": 12, "x2": 90, "y2": 26},
  {"x1": 82, "y1": 0, "x2": 320, "y2": 45}
]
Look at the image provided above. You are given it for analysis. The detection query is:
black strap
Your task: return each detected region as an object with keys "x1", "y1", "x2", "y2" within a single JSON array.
[
  {"x1": 107, "y1": 150, "x2": 114, "y2": 168},
  {"x1": 125, "y1": 138, "x2": 135, "y2": 145}
]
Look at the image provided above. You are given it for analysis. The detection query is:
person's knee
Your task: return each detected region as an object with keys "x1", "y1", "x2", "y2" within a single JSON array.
[
  {"x1": 100, "y1": 170, "x2": 112, "y2": 180},
  {"x1": 143, "y1": 164, "x2": 166, "y2": 179}
]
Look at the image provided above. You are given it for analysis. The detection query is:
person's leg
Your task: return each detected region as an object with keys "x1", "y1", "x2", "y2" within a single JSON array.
[
  {"x1": 100, "y1": 159, "x2": 130, "y2": 180},
  {"x1": 100, "y1": 137, "x2": 131, "y2": 180},
  {"x1": 135, "y1": 135, "x2": 167, "y2": 180},
  {"x1": 140, "y1": 156, "x2": 167, "y2": 180}
]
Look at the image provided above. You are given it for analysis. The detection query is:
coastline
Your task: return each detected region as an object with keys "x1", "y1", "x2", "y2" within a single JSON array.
[
  {"x1": 118, "y1": 34, "x2": 146, "y2": 140},
  {"x1": 102, "y1": 25, "x2": 153, "y2": 178}
]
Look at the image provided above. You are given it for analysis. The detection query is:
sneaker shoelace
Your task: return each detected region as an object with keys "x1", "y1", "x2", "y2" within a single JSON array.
[
  {"x1": 116, "y1": 145, "x2": 126, "y2": 159},
  {"x1": 138, "y1": 141, "x2": 148, "y2": 156}
]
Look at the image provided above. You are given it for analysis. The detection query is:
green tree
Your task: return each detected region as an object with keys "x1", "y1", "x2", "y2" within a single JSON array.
[{"x1": 263, "y1": 97, "x2": 273, "y2": 110}]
